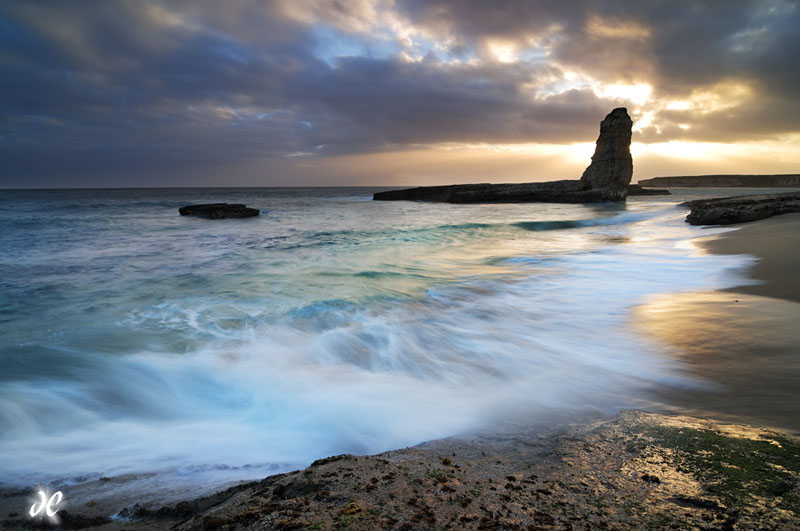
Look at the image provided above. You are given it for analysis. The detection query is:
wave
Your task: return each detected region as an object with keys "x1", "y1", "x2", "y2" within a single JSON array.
[
  {"x1": 0, "y1": 221, "x2": 754, "y2": 494},
  {"x1": 295, "y1": 211, "x2": 665, "y2": 250},
  {"x1": 0, "y1": 195, "x2": 754, "y2": 502}
]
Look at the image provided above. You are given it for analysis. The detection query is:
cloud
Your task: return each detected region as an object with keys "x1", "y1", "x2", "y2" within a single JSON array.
[
  {"x1": 0, "y1": 0, "x2": 798, "y2": 186},
  {"x1": 396, "y1": 0, "x2": 800, "y2": 138}
]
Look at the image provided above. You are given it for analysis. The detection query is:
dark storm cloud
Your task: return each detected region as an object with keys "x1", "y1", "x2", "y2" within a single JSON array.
[
  {"x1": 286, "y1": 56, "x2": 608, "y2": 146},
  {"x1": 397, "y1": 0, "x2": 789, "y2": 85},
  {"x1": 0, "y1": 0, "x2": 798, "y2": 186},
  {"x1": 0, "y1": 1, "x2": 325, "y2": 184}
]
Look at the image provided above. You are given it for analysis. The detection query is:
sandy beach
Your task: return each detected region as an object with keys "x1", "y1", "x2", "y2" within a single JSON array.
[
  {"x1": 636, "y1": 212, "x2": 800, "y2": 433},
  {"x1": 699, "y1": 213, "x2": 800, "y2": 303}
]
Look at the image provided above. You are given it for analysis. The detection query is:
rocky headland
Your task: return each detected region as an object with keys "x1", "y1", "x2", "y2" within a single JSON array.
[
  {"x1": 682, "y1": 191, "x2": 800, "y2": 225},
  {"x1": 640, "y1": 174, "x2": 800, "y2": 188},
  {"x1": 374, "y1": 107, "x2": 634, "y2": 203},
  {"x1": 179, "y1": 203, "x2": 259, "y2": 219}
]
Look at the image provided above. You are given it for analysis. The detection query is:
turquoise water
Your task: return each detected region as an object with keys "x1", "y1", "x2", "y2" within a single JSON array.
[{"x1": 0, "y1": 187, "x2": 754, "y2": 496}]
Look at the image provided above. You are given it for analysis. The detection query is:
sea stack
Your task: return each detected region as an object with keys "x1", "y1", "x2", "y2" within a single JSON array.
[
  {"x1": 373, "y1": 108, "x2": 634, "y2": 203},
  {"x1": 579, "y1": 107, "x2": 633, "y2": 201}
]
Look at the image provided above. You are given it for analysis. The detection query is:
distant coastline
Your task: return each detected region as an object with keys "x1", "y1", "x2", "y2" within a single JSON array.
[{"x1": 639, "y1": 174, "x2": 800, "y2": 187}]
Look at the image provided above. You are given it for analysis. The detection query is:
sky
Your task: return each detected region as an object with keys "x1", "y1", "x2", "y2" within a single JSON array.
[{"x1": 1, "y1": 0, "x2": 799, "y2": 188}]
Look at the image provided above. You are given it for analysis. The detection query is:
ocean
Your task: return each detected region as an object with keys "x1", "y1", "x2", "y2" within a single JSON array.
[{"x1": 0, "y1": 187, "x2": 759, "y2": 501}]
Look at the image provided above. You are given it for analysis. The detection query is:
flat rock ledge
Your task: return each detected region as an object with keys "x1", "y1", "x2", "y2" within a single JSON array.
[
  {"x1": 374, "y1": 107, "x2": 634, "y2": 203},
  {"x1": 682, "y1": 191, "x2": 800, "y2": 225},
  {"x1": 373, "y1": 180, "x2": 609, "y2": 203},
  {"x1": 641, "y1": 174, "x2": 800, "y2": 188},
  {"x1": 178, "y1": 203, "x2": 259, "y2": 219}
]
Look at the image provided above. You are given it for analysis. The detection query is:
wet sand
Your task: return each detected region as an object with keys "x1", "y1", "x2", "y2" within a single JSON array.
[
  {"x1": 699, "y1": 212, "x2": 800, "y2": 303},
  {"x1": 638, "y1": 291, "x2": 800, "y2": 432},
  {"x1": 638, "y1": 212, "x2": 800, "y2": 432}
]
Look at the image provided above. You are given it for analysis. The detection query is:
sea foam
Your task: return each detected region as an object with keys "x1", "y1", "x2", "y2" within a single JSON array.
[{"x1": 0, "y1": 188, "x2": 754, "y2": 499}]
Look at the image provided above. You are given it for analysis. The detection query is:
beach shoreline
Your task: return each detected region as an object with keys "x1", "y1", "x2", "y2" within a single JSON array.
[
  {"x1": 156, "y1": 211, "x2": 799, "y2": 529},
  {"x1": 633, "y1": 212, "x2": 800, "y2": 434}
]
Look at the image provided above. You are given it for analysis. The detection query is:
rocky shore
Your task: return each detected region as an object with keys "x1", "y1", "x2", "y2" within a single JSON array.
[
  {"x1": 31, "y1": 411, "x2": 797, "y2": 530},
  {"x1": 682, "y1": 191, "x2": 800, "y2": 225}
]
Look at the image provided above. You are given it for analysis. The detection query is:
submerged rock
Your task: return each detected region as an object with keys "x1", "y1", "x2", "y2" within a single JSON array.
[
  {"x1": 178, "y1": 203, "x2": 259, "y2": 219},
  {"x1": 374, "y1": 108, "x2": 634, "y2": 203},
  {"x1": 682, "y1": 191, "x2": 800, "y2": 225}
]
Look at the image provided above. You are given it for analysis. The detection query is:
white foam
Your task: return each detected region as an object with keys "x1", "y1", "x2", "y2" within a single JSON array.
[
  {"x1": 0, "y1": 207, "x2": 756, "y2": 496},
  {"x1": 0, "y1": 196, "x2": 764, "y2": 509}
]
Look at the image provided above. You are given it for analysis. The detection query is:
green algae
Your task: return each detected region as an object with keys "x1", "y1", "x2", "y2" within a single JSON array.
[{"x1": 640, "y1": 424, "x2": 800, "y2": 510}]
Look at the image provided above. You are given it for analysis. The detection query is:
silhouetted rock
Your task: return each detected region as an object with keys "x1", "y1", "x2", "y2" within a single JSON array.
[
  {"x1": 579, "y1": 107, "x2": 633, "y2": 200},
  {"x1": 682, "y1": 191, "x2": 800, "y2": 225},
  {"x1": 627, "y1": 184, "x2": 670, "y2": 196},
  {"x1": 374, "y1": 108, "x2": 634, "y2": 203},
  {"x1": 179, "y1": 203, "x2": 259, "y2": 219}
]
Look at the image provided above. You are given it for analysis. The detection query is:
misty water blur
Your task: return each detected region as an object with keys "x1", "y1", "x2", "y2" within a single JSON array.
[{"x1": 0, "y1": 187, "x2": 761, "y2": 498}]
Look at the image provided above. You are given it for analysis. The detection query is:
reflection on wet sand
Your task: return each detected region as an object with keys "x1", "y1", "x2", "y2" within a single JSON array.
[{"x1": 637, "y1": 290, "x2": 800, "y2": 433}]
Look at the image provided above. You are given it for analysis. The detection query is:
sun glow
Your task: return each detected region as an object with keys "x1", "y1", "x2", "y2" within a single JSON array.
[
  {"x1": 632, "y1": 136, "x2": 800, "y2": 162},
  {"x1": 632, "y1": 141, "x2": 722, "y2": 160},
  {"x1": 487, "y1": 40, "x2": 518, "y2": 63},
  {"x1": 586, "y1": 15, "x2": 651, "y2": 40},
  {"x1": 665, "y1": 80, "x2": 754, "y2": 114},
  {"x1": 594, "y1": 82, "x2": 653, "y2": 105}
]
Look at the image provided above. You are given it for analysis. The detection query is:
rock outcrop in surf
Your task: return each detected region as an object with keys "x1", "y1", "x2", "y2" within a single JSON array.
[
  {"x1": 578, "y1": 107, "x2": 633, "y2": 201},
  {"x1": 682, "y1": 191, "x2": 800, "y2": 225},
  {"x1": 373, "y1": 108, "x2": 634, "y2": 203},
  {"x1": 178, "y1": 203, "x2": 259, "y2": 219}
]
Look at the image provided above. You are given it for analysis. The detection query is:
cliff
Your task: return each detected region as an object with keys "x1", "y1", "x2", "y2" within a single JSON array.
[{"x1": 639, "y1": 174, "x2": 800, "y2": 188}]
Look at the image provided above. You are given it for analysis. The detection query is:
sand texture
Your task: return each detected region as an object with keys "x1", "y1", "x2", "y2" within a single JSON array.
[{"x1": 699, "y1": 212, "x2": 800, "y2": 303}]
